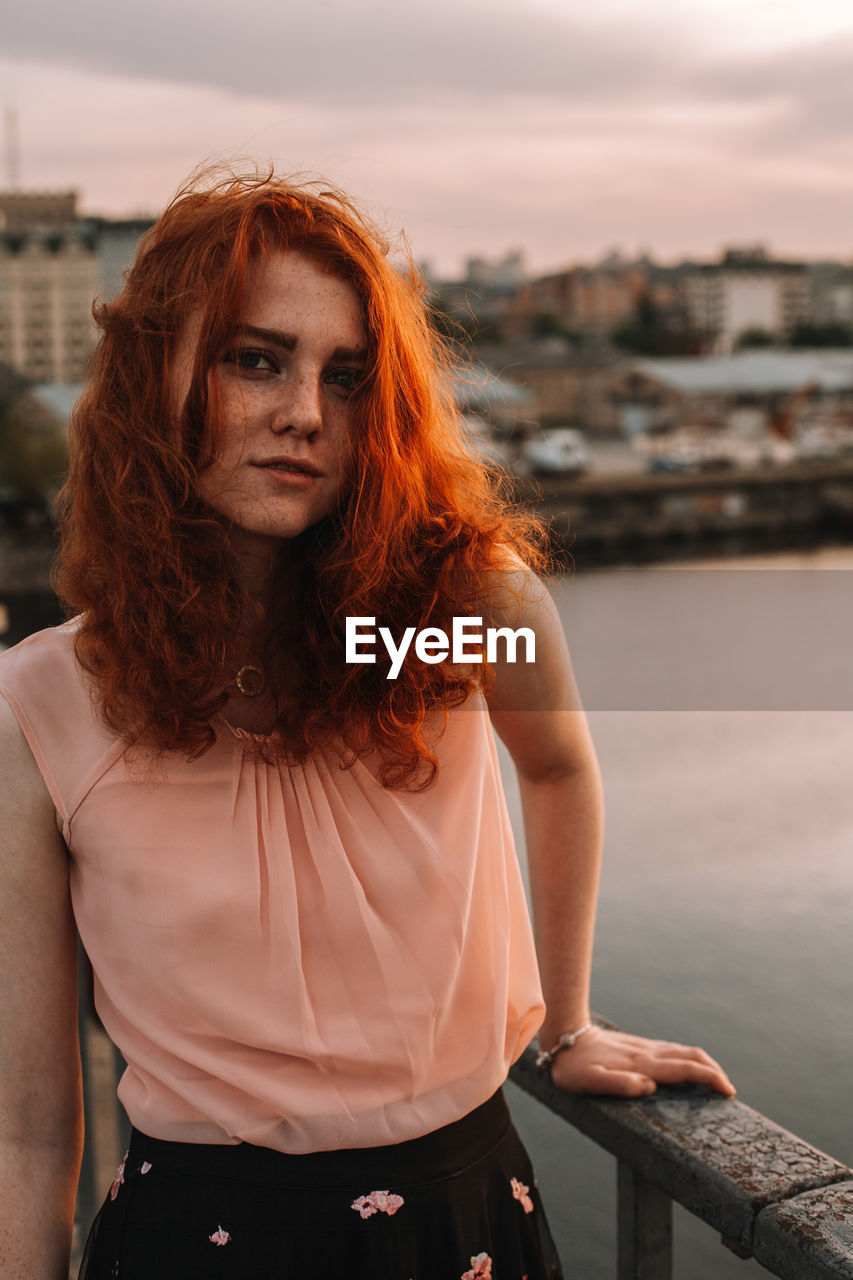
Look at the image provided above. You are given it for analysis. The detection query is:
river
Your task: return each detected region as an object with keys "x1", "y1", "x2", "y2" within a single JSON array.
[{"x1": 501, "y1": 546, "x2": 853, "y2": 1278}]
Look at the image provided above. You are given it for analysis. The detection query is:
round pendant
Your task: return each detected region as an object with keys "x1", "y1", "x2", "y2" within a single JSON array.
[{"x1": 234, "y1": 665, "x2": 265, "y2": 698}]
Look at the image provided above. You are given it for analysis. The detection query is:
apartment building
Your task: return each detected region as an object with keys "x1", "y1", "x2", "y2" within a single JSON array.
[
  {"x1": 684, "y1": 247, "x2": 812, "y2": 354},
  {"x1": 0, "y1": 192, "x2": 97, "y2": 382},
  {"x1": 809, "y1": 263, "x2": 853, "y2": 329},
  {"x1": 0, "y1": 192, "x2": 152, "y2": 384},
  {"x1": 504, "y1": 260, "x2": 647, "y2": 339}
]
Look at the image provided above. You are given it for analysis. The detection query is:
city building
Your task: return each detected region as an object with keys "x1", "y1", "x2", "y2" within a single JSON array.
[
  {"x1": 0, "y1": 191, "x2": 77, "y2": 233},
  {"x1": 463, "y1": 251, "x2": 526, "y2": 292},
  {"x1": 427, "y1": 251, "x2": 530, "y2": 344},
  {"x1": 504, "y1": 259, "x2": 647, "y2": 340},
  {"x1": 809, "y1": 262, "x2": 853, "y2": 331},
  {"x1": 684, "y1": 247, "x2": 813, "y2": 354},
  {"x1": 83, "y1": 215, "x2": 154, "y2": 301},
  {"x1": 604, "y1": 350, "x2": 853, "y2": 437},
  {"x1": 478, "y1": 338, "x2": 623, "y2": 434},
  {"x1": 0, "y1": 191, "x2": 152, "y2": 383}
]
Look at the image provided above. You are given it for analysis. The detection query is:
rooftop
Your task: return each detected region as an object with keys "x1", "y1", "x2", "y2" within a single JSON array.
[{"x1": 634, "y1": 350, "x2": 853, "y2": 395}]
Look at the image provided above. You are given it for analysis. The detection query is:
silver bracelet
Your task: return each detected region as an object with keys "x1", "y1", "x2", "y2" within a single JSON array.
[{"x1": 535, "y1": 1021, "x2": 595, "y2": 1068}]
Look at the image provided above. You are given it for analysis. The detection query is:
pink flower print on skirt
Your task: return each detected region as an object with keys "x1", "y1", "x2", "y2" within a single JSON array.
[
  {"x1": 109, "y1": 1150, "x2": 129, "y2": 1201},
  {"x1": 511, "y1": 1175, "x2": 535, "y2": 1214},
  {"x1": 209, "y1": 1225, "x2": 231, "y2": 1246},
  {"x1": 350, "y1": 1189, "x2": 405, "y2": 1219},
  {"x1": 461, "y1": 1252, "x2": 493, "y2": 1279},
  {"x1": 140, "y1": 1161, "x2": 152, "y2": 1175}
]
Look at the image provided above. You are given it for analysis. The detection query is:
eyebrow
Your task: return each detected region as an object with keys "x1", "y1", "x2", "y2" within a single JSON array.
[{"x1": 235, "y1": 324, "x2": 367, "y2": 364}]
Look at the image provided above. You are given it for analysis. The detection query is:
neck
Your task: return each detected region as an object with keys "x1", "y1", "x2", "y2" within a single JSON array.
[
  {"x1": 229, "y1": 546, "x2": 303, "y2": 674},
  {"x1": 232, "y1": 546, "x2": 278, "y2": 598},
  {"x1": 229, "y1": 528, "x2": 307, "y2": 599}
]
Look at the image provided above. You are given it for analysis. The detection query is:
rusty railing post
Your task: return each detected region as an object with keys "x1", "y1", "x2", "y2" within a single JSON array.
[{"x1": 617, "y1": 1160, "x2": 673, "y2": 1280}]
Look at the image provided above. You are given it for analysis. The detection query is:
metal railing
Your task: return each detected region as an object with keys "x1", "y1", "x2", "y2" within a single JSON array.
[
  {"x1": 509, "y1": 1039, "x2": 853, "y2": 1279},
  {"x1": 75, "y1": 1000, "x2": 853, "y2": 1280}
]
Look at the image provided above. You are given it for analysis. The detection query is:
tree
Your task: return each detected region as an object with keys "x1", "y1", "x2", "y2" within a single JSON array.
[
  {"x1": 734, "y1": 327, "x2": 777, "y2": 350},
  {"x1": 531, "y1": 312, "x2": 573, "y2": 340},
  {"x1": 0, "y1": 386, "x2": 68, "y2": 507},
  {"x1": 790, "y1": 322, "x2": 853, "y2": 348},
  {"x1": 612, "y1": 291, "x2": 705, "y2": 356}
]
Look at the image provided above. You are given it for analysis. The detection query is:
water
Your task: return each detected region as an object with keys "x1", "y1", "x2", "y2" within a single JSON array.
[{"x1": 500, "y1": 547, "x2": 853, "y2": 1278}]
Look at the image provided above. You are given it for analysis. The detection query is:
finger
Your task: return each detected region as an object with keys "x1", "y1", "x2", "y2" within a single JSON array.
[
  {"x1": 586, "y1": 1067, "x2": 658, "y2": 1098},
  {"x1": 563, "y1": 1032, "x2": 735, "y2": 1094},
  {"x1": 647, "y1": 1042, "x2": 723, "y2": 1070},
  {"x1": 635, "y1": 1056, "x2": 735, "y2": 1094},
  {"x1": 581, "y1": 1036, "x2": 722, "y2": 1077},
  {"x1": 552, "y1": 1062, "x2": 657, "y2": 1098},
  {"x1": 604, "y1": 1035, "x2": 722, "y2": 1072}
]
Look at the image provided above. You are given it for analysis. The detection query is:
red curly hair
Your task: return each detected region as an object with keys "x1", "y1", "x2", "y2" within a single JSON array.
[{"x1": 54, "y1": 165, "x2": 548, "y2": 788}]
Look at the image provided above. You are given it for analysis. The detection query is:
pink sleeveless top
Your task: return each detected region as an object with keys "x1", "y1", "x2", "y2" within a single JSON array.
[{"x1": 0, "y1": 622, "x2": 544, "y2": 1153}]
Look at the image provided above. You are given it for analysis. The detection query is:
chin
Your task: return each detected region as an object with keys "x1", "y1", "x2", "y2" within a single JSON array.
[{"x1": 228, "y1": 512, "x2": 332, "y2": 551}]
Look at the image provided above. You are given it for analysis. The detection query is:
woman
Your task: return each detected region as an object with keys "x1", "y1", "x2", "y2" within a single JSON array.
[{"x1": 0, "y1": 168, "x2": 732, "y2": 1280}]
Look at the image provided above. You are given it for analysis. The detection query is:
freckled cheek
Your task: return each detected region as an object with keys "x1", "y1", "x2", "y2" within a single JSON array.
[
  {"x1": 195, "y1": 463, "x2": 237, "y2": 511},
  {"x1": 203, "y1": 392, "x2": 255, "y2": 468}
]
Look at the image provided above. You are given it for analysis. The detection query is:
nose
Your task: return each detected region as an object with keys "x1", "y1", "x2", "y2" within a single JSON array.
[{"x1": 271, "y1": 372, "x2": 323, "y2": 438}]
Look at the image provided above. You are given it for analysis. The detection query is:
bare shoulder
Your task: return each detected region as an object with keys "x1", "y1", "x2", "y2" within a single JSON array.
[
  {"x1": 477, "y1": 548, "x2": 552, "y2": 623},
  {"x1": 479, "y1": 557, "x2": 574, "y2": 702},
  {"x1": 480, "y1": 561, "x2": 597, "y2": 781}
]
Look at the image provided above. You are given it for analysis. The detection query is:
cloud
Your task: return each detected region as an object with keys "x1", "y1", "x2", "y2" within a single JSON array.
[
  {"x1": 5, "y1": 1, "x2": 853, "y2": 268},
  {"x1": 3, "y1": 0, "x2": 693, "y2": 105},
  {"x1": 690, "y1": 33, "x2": 853, "y2": 144},
  {"x1": 8, "y1": 0, "x2": 853, "y2": 162}
]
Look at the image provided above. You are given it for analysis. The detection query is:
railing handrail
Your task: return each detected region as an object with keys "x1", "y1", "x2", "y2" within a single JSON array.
[{"x1": 510, "y1": 1036, "x2": 853, "y2": 1279}]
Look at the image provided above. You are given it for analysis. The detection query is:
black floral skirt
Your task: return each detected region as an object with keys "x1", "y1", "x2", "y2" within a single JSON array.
[{"x1": 78, "y1": 1088, "x2": 564, "y2": 1280}]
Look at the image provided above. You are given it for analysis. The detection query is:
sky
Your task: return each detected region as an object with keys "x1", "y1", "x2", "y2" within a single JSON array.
[{"x1": 3, "y1": 0, "x2": 853, "y2": 276}]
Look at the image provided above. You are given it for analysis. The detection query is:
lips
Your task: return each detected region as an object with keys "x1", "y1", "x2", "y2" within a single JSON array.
[{"x1": 252, "y1": 458, "x2": 323, "y2": 478}]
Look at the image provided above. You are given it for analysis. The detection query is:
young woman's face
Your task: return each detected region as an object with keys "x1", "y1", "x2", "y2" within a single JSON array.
[{"x1": 184, "y1": 249, "x2": 366, "y2": 560}]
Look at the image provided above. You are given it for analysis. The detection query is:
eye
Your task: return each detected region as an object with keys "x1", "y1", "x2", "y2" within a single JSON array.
[
  {"x1": 220, "y1": 347, "x2": 279, "y2": 375},
  {"x1": 325, "y1": 367, "x2": 362, "y2": 394}
]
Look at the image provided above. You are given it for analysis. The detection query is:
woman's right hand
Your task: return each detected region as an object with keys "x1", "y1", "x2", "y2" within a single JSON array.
[{"x1": 547, "y1": 1025, "x2": 736, "y2": 1098}]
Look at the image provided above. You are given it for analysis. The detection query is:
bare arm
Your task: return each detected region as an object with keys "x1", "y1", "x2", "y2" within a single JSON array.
[
  {"x1": 0, "y1": 697, "x2": 84, "y2": 1279},
  {"x1": 485, "y1": 569, "x2": 734, "y2": 1098}
]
